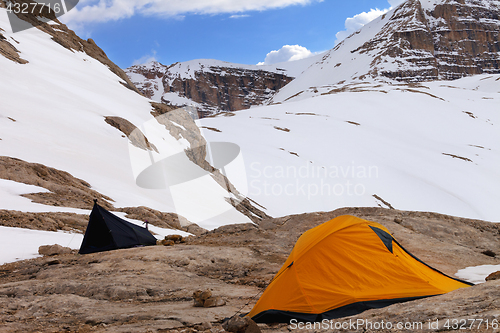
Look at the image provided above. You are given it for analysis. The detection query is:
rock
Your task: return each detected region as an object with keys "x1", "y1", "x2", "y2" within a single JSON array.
[
  {"x1": 214, "y1": 224, "x2": 257, "y2": 234},
  {"x1": 486, "y1": 271, "x2": 500, "y2": 281},
  {"x1": 185, "y1": 224, "x2": 207, "y2": 236},
  {"x1": 38, "y1": 244, "x2": 72, "y2": 256},
  {"x1": 194, "y1": 321, "x2": 212, "y2": 331},
  {"x1": 223, "y1": 316, "x2": 261, "y2": 333},
  {"x1": 0, "y1": 31, "x2": 29, "y2": 64},
  {"x1": 482, "y1": 250, "x2": 496, "y2": 258},
  {"x1": 243, "y1": 319, "x2": 261, "y2": 333},
  {"x1": 203, "y1": 296, "x2": 226, "y2": 308},
  {"x1": 43, "y1": 259, "x2": 61, "y2": 266},
  {"x1": 193, "y1": 298, "x2": 205, "y2": 308},
  {"x1": 223, "y1": 316, "x2": 247, "y2": 332},
  {"x1": 0, "y1": 157, "x2": 113, "y2": 214},
  {"x1": 165, "y1": 234, "x2": 186, "y2": 244},
  {"x1": 200, "y1": 289, "x2": 212, "y2": 301},
  {"x1": 192, "y1": 289, "x2": 206, "y2": 307},
  {"x1": 174, "y1": 258, "x2": 190, "y2": 267},
  {"x1": 161, "y1": 239, "x2": 175, "y2": 246},
  {"x1": 125, "y1": 62, "x2": 294, "y2": 117},
  {"x1": 105, "y1": 116, "x2": 157, "y2": 152},
  {"x1": 192, "y1": 289, "x2": 226, "y2": 308}
]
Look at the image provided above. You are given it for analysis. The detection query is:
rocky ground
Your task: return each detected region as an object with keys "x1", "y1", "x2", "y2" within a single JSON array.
[
  {"x1": 1, "y1": 207, "x2": 500, "y2": 332},
  {"x1": 0, "y1": 156, "x2": 205, "y2": 235}
]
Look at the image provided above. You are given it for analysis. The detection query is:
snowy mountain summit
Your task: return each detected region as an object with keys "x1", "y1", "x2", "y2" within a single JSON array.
[
  {"x1": 373, "y1": 0, "x2": 500, "y2": 80},
  {"x1": 126, "y1": 59, "x2": 296, "y2": 117},
  {"x1": 274, "y1": 0, "x2": 500, "y2": 101},
  {"x1": 345, "y1": 0, "x2": 500, "y2": 81},
  {"x1": 127, "y1": 0, "x2": 499, "y2": 112}
]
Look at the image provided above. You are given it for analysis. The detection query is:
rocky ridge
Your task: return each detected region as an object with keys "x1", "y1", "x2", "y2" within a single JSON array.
[
  {"x1": 357, "y1": 0, "x2": 500, "y2": 81},
  {"x1": 126, "y1": 0, "x2": 500, "y2": 111},
  {"x1": 310, "y1": 0, "x2": 500, "y2": 83},
  {"x1": 126, "y1": 60, "x2": 294, "y2": 117},
  {"x1": 0, "y1": 156, "x2": 206, "y2": 235}
]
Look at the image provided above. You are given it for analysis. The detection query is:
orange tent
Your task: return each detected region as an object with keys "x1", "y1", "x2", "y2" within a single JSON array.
[{"x1": 248, "y1": 215, "x2": 472, "y2": 323}]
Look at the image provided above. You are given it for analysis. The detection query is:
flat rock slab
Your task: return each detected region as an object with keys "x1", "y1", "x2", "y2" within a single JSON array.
[{"x1": 1, "y1": 207, "x2": 499, "y2": 332}]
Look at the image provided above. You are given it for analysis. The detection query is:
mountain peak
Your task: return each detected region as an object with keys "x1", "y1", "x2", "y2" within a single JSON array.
[
  {"x1": 273, "y1": 0, "x2": 500, "y2": 102},
  {"x1": 365, "y1": 0, "x2": 500, "y2": 81},
  {"x1": 125, "y1": 59, "x2": 297, "y2": 116}
]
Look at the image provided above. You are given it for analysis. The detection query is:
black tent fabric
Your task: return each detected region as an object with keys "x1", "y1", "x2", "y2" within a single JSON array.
[{"x1": 79, "y1": 202, "x2": 157, "y2": 254}]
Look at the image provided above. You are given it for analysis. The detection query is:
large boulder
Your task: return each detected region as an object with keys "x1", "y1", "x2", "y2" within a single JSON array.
[
  {"x1": 486, "y1": 271, "x2": 500, "y2": 281},
  {"x1": 38, "y1": 244, "x2": 72, "y2": 256},
  {"x1": 192, "y1": 289, "x2": 226, "y2": 308},
  {"x1": 223, "y1": 316, "x2": 261, "y2": 333}
]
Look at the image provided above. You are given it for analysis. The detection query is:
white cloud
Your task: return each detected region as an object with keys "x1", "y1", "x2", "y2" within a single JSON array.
[
  {"x1": 62, "y1": 0, "x2": 322, "y2": 27},
  {"x1": 229, "y1": 14, "x2": 250, "y2": 19},
  {"x1": 258, "y1": 45, "x2": 313, "y2": 65},
  {"x1": 132, "y1": 50, "x2": 157, "y2": 66},
  {"x1": 333, "y1": 0, "x2": 407, "y2": 45},
  {"x1": 334, "y1": 8, "x2": 388, "y2": 45}
]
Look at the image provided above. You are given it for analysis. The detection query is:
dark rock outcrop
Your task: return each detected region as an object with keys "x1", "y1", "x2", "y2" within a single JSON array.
[
  {"x1": 486, "y1": 270, "x2": 500, "y2": 281},
  {"x1": 164, "y1": 66, "x2": 293, "y2": 117},
  {"x1": 104, "y1": 116, "x2": 158, "y2": 152},
  {"x1": 357, "y1": 0, "x2": 500, "y2": 81},
  {"x1": 0, "y1": 29, "x2": 28, "y2": 64},
  {"x1": 0, "y1": 156, "x2": 114, "y2": 210},
  {"x1": 127, "y1": 61, "x2": 294, "y2": 117}
]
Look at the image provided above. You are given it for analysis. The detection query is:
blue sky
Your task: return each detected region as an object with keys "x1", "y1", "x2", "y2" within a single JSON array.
[{"x1": 62, "y1": 0, "x2": 404, "y2": 69}]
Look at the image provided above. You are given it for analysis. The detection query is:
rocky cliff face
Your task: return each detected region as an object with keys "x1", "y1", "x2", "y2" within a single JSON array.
[
  {"x1": 125, "y1": 61, "x2": 169, "y2": 100},
  {"x1": 271, "y1": 0, "x2": 500, "y2": 102},
  {"x1": 126, "y1": 60, "x2": 294, "y2": 117},
  {"x1": 128, "y1": 0, "x2": 500, "y2": 110},
  {"x1": 350, "y1": 0, "x2": 500, "y2": 81}
]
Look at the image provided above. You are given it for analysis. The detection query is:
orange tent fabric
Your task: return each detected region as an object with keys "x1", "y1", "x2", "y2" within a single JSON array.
[{"x1": 248, "y1": 215, "x2": 472, "y2": 323}]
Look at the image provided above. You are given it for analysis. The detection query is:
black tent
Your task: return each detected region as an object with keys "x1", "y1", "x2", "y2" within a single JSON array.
[{"x1": 79, "y1": 202, "x2": 157, "y2": 254}]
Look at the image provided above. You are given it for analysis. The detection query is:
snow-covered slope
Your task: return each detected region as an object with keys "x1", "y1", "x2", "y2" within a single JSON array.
[
  {"x1": 201, "y1": 74, "x2": 500, "y2": 221},
  {"x1": 239, "y1": 0, "x2": 499, "y2": 222},
  {"x1": 272, "y1": 0, "x2": 500, "y2": 103},
  {"x1": 0, "y1": 7, "x2": 255, "y2": 231}
]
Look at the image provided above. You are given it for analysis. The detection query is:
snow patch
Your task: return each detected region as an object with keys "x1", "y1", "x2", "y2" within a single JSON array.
[
  {"x1": 456, "y1": 264, "x2": 500, "y2": 284},
  {"x1": 0, "y1": 226, "x2": 83, "y2": 265}
]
